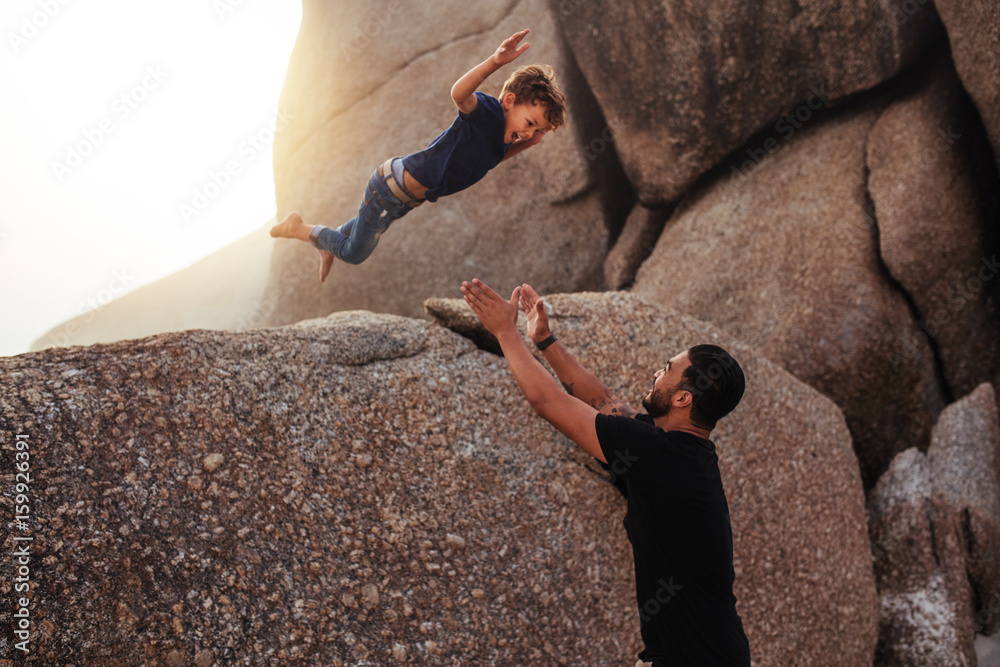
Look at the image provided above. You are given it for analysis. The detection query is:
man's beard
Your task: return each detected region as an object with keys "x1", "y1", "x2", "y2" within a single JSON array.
[{"x1": 643, "y1": 386, "x2": 673, "y2": 419}]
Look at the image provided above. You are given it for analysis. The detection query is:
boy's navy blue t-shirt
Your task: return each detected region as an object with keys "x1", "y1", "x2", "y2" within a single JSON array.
[
  {"x1": 595, "y1": 413, "x2": 751, "y2": 667},
  {"x1": 401, "y1": 92, "x2": 510, "y2": 202}
]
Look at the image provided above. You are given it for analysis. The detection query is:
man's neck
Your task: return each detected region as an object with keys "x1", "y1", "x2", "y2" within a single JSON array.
[{"x1": 652, "y1": 414, "x2": 712, "y2": 440}]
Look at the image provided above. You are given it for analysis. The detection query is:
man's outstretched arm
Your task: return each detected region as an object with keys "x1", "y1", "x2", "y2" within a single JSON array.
[
  {"x1": 461, "y1": 279, "x2": 607, "y2": 463},
  {"x1": 519, "y1": 284, "x2": 639, "y2": 418}
]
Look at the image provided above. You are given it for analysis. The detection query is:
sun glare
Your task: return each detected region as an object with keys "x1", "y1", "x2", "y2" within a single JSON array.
[{"x1": 0, "y1": 0, "x2": 303, "y2": 356}]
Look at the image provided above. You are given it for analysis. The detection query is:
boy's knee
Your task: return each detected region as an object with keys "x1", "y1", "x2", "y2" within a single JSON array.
[
  {"x1": 337, "y1": 251, "x2": 367, "y2": 266},
  {"x1": 338, "y1": 244, "x2": 376, "y2": 265}
]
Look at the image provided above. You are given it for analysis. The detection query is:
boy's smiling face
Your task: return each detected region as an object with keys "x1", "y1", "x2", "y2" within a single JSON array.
[{"x1": 501, "y1": 93, "x2": 552, "y2": 144}]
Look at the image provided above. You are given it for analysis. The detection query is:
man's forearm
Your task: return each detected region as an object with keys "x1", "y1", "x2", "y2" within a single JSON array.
[
  {"x1": 495, "y1": 329, "x2": 567, "y2": 412},
  {"x1": 538, "y1": 339, "x2": 638, "y2": 417}
]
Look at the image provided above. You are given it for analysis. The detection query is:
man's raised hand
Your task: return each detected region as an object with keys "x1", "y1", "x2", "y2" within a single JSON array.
[
  {"x1": 461, "y1": 279, "x2": 521, "y2": 338},
  {"x1": 519, "y1": 283, "x2": 551, "y2": 344},
  {"x1": 492, "y1": 29, "x2": 530, "y2": 67}
]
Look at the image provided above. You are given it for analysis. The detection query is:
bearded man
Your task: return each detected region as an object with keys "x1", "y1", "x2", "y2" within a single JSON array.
[{"x1": 461, "y1": 279, "x2": 752, "y2": 667}]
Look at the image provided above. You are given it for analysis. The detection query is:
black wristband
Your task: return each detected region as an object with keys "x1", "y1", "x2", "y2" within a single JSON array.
[{"x1": 536, "y1": 333, "x2": 557, "y2": 351}]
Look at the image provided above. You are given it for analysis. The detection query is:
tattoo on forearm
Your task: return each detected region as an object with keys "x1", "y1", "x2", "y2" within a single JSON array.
[
  {"x1": 561, "y1": 381, "x2": 575, "y2": 397},
  {"x1": 590, "y1": 392, "x2": 638, "y2": 418}
]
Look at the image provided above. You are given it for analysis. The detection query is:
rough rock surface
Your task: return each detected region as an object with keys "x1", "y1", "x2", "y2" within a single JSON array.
[
  {"x1": 630, "y1": 91, "x2": 946, "y2": 487},
  {"x1": 934, "y1": 0, "x2": 1000, "y2": 174},
  {"x1": 1, "y1": 296, "x2": 878, "y2": 665},
  {"x1": 265, "y1": 0, "x2": 609, "y2": 328},
  {"x1": 549, "y1": 0, "x2": 944, "y2": 204},
  {"x1": 428, "y1": 291, "x2": 879, "y2": 665},
  {"x1": 1, "y1": 312, "x2": 636, "y2": 665},
  {"x1": 603, "y1": 203, "x2": 670, "y2": 290},
  {"x1": 867, "y1": 383, "x2": 1000, "y2": 664},
  {"x1": 928, "y1": 384, "x2": 1000, "y2": 636},
  {"x1": 867, "y1": 57, "x2": 1000, "y2": 400}
]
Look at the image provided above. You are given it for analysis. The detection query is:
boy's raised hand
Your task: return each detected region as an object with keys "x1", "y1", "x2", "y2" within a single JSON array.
[{"x1": 493, "y1": 29, "x2": 530, "y2": 67}]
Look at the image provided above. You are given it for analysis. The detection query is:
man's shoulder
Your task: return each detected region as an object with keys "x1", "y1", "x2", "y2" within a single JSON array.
[
  {"x1": 596, "y1": 413, "x2": 661, "y2": 450},
  {"x1": 597, "y1": 412, "x2": 654, "y2": 429}
]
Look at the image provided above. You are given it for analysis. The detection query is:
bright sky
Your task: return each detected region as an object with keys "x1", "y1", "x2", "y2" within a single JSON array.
[{"x1": 0, "y1": 0, "x2": 302, "y2": 357}]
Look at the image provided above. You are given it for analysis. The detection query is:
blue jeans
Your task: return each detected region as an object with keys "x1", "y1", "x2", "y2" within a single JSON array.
[{"x1": 311, "y1": 163, "x2": 418, "y2": 265}]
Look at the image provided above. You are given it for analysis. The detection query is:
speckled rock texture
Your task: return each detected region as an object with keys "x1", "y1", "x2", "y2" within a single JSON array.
[
  {"x1": 264, "y1": 0, "x2": 609, "y2": 328},
  {"x1": 867, "y1": 56, "x2": 1000, "y2": 401},
  {"x1": 428, "y1": 291, "x2": 880, "y2": 665},
  {"x1": 603, "y1": 203, "x2": 669, "y2": 290},
  {"x1": 1, "y1": 296, "x2": 879, "y2": 665},
  {"x1": 548, "y1": 0, "x2": 943, "y2": 205},
  {"x1": 630, "y1": 89, "x2": 947, "y2": 488},
  {"x1": 0, "y1": 313, "x2": 637, "y2": 665},
  {"x1": 934, "y1": 0, "x2": 1000, "y2": 175},
  {"x1": 867, "y1": 383, "x2": 1000, "y2": 665}
]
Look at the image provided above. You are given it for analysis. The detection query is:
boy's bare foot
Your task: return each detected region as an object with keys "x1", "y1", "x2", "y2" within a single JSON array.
[
  {"x1": 270, "y1": 211, "x2": 311, "y2": 242},
  {"x1": 319, "y1": 250, "x2": 334, "y2": 283}
]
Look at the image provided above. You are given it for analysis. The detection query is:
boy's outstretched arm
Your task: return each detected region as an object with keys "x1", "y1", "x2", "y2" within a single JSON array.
[
  {"x1": 502, "y1": 129, "x2": 548, "y2": 161},
  {"x1": 451, "y1": 29, "x2": 530, "y2": 115}
]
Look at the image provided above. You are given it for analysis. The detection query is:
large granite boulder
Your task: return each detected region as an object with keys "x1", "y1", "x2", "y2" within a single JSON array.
[
  {"x1": 549, "y1": 0, "x2": 944, "y2": 205},
  {"x1": 428, "y1": 291, "x2": 879, "y2": 664},
  {"x1": 264, "y1": 0, "x2": 610, "y2": 328},
  {"x1": 630, "y1": 87, "x2": 946, "y2": 487},
  {"x1": 1, "y1": 313, "x2": 636, "y2": 665},
  {"x1": 933, "y1": 0, "x2": 1000, "y2": 175},
  {"x1": 604, "y1": 203, "x2": 670, "y2": 290},
  {"x1": 867, "y1": 383, "x2": 1000, "y2": 664},
  {"x1": 0, "y1": 294, "x2": 878, "y2": 665},
  {"x1": 867, "y1": 57, "x2": 1000, "y2": 400}
]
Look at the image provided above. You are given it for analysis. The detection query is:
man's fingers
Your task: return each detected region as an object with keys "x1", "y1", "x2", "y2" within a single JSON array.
[
  {"x1": 509, "y1": 286, "x2": 521, "y2": 309},
  {"x1": 462, "y1": 280, "x2": 499, "y2": 313},
  {"x1": 461, "y1": 281, "x2": 484, "y2": 308},
  {"x1": 471, "y1": 278, "x2": 502, "y2": 301}
]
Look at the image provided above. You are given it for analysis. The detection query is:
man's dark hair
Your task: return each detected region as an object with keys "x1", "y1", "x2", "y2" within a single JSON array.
[{"x1": 677, "y1": 345, "x2": 746, "y2": 430}]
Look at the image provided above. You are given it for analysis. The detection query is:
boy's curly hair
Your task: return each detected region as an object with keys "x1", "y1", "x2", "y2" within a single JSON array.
[{"x1": 500, "y1": 65, "x2": 566, "y2": 130}]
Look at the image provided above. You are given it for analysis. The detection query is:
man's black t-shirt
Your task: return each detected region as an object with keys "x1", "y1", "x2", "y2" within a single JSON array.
[{"x1": 596, "y1": 413, "x2": 751, "y2": 666}]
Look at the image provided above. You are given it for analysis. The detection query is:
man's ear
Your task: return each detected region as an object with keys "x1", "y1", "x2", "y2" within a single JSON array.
[
  {"x1": 674, "y1": 390, "x2": 693, "y2": 408},
  {"x1": 501, "y1": 91, "x2": 517, "y2": 109}
]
